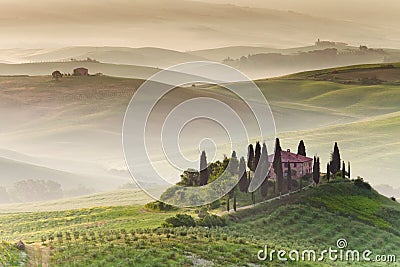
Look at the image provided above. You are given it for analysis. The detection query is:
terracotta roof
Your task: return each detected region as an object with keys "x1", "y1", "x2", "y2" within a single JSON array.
[{"x1": 268, "y1": 150, "x2": 313, "y2": 163}]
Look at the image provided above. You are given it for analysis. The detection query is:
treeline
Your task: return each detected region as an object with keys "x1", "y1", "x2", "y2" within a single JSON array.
[
  {"x1": 0, "y1": 179, "x2": 94, "y2": 204},
  {"x1": 170, "y1": 138, "x2": 313, "y2": 210},
  {"x1": 165, "y1": 138, "x2": 351, "y2": 210}
]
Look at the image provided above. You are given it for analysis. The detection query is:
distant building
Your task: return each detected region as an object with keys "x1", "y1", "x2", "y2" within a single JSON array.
[
  {"x1": 73, "y1": 67, "x2": 89, "y2": 76},
  {"x1": 315, "y1": 39, "x2": 348, "y2": 48},
  {"x1": 268, "y1": 149, "x2": 313, "y2": 179}
]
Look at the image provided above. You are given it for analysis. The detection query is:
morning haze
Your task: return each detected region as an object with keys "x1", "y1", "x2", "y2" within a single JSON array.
[{"x1": 1, "y1": 0, "x2": 400, "y2": 50}]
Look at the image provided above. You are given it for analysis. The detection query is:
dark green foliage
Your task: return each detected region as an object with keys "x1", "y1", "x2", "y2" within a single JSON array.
[
  {"x1": 226, "y1": 195, "x2": 230, "y2": 212},
  {"x1": 247, "y1": 144, "x2": 255, "y2": 172},
  {"x1": 197, "y1": 214, "x2": 227, "y2": 228},
  {"x1": 391, "y1": 197, "x2": 397, "y2": 202},
  {"x1": 253, "y1": 143, "x2": 270, "y2": 191},
  {"x1": 233, "y1": 191, "x2": 237, "y2": 212},
  {"x1": 145, "y1": 201, "x2": 177, "y2": 211},
  {"x1": 342, "y1": 161, "x2": 346, "y2": 178},
  {"x1": 260, "y1": 179, "x2": 268, "y2": 199},
  {"x1": 348, "y1": 161, "x2": 351, "y2": 179},
  {"x1": 11, "y1": 179, "x2": 63, "y2": 202},
  {"x1": 329, "y1": 142, "x2": 341, "y2": 175},
  {"x1": 228, "y1": 151, "x2": 239, "y2": 175},
  {"x1": 254, "y1": 142, "x2": 261, "y2": 170},
  {"x1": 273, "y1": 138, "x2": 284, "y2": 192},
  {"x1": 327, "y1": 163, "x2": 331, "y2": 182},
  {"x1": 209, "y1": 159, "x2": 228, "y2": 183},
  {"x1": 313, "y1": 157, "x2": 320, "y2": 185},
  {"x1": 354, "y1": 177, "x2": 372, "y2": 191},
  {"x1": 287, "y1": 161, "x2": 292, "y2": 191},
  {"x1": 178, "y1": 169, "x2": 199, "y2": 186},
  {"x1": 238, "y1": 157, "x2": 248, "y2": 193},
  {"x1": 164, "y1": 214, "x2": 195, "y2": 228},
  {"x1": 199, "y1": 151, "x2": 210, "y2": 186},
  {"x1": 297, "y1": 140, "x2": 306, "y2": 156}
]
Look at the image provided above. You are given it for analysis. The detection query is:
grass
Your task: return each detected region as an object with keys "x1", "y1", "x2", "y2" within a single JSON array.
[
  {"x1": 0, "y1": 181, "x2": 398, "y2": 266},
  {"x1": 0, "y1": 189, "x2": 153, "y2": 213}
]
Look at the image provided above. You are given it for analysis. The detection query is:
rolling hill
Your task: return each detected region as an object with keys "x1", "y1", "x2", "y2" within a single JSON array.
[
  {"x1": 23, "y1": 47, "x2": 208, "y2": 68},
  {"x1": 0, "y1": 180, "x2": 398, "y2": 266},
  {"x1": 0, "y1": 63, "x2": 398, "y2": 201}
]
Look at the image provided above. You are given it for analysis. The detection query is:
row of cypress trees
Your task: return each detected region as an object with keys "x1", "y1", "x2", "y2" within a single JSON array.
[{"x1": 196, "y1": 140, "x2": 349, "y2": 211}]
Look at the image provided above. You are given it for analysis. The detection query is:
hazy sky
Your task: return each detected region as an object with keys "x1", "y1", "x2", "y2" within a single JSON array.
[{"x1": 1, "y1": 0, "x2": 399, "y2": 50}]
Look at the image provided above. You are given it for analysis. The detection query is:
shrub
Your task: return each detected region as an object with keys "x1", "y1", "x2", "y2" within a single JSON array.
[
  {"x1": 197, "y1": 214, "x2": 227, "y2": 228},
  {"x1": 144, "y1": 201, "x2": 176, "y2": 211},
  {"x1": 391, "y1": 197, "x2": 397, "y2": 202},
  {"x1": 163, "y1": 214, "x2": 195, "y2": 227},
  {"x1": 354, "y1": 177, "x2": 372, "y2": 191}
]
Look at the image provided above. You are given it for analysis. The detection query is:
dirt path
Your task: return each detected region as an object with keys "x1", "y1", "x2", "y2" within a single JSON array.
[
  {"x1": 220, "y1": 182, "x2": 314, "y2": 215},
  {"x1": 25, "y1": 244, "x2": 51, "y2": 267}
]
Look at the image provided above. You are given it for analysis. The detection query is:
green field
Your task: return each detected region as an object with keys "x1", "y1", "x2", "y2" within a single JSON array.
[
  {"x1": 0, "y1": 180, "x2": 398, "y2": 266},
  {"x1": 0, "y1": 63, "x2": 399, "y2": 266}
]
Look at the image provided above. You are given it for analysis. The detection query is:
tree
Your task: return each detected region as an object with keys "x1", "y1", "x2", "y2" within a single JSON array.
[
  {"x1": 287, "y1": 161, "x2": 292, "y2": 192},
  {"x1": 348, "y1": 161, "x2": 351, "y2": 179},
  {"x1": 233, "y1": 190, "x2": 237, "y2": 211},
  {"x1": 199, "y1": 151, "x2": 209, "y2": 186},
  {"x1": 329, "y1": 142, "x2": 341, "y2": 176},
  {"x1": 327, "y1": 163, "x2": 331, "y2": 182},
  {"x1": 260, "y1": 178, "x2": 268, "y2": 199},
  {"x1": 313, "y1": 157, "x2": 320, "y2": 185},
  {"x1": 226, "y1": 195, "x2": 230, "y2": 212},
  {"x1": 247, "y1": 144, "x2": 255, "y2": 172},
  {"x1": 254, "y1": 142, "x2": 261, "y2": 170},
  {"x1": 228, "y1": 151, "x2": 239, "y2": 175},
  {"x1": 52, "y1": 70, "x2": 62, "y2": 81},
  {"x1": 342, "y1": 161, "x2": 346, "y2": 179},
  {"x1": 178, "y1": 169, "x2": 199, "y2": 186},
  {"x1": 254, "y1": 142, "x2": 270, "y2": 194},
  {"x1": 238, "y1": 157, "x2": 248, "y2": 193},
  {"x1": 297, "y1": 140, "x2": 306, "y2": 156},
  {"x1": 273, "y1": 138, "x2": 284, "y2": 193}
]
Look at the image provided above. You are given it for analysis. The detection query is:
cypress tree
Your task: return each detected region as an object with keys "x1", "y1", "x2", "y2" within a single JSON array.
[
  {"x1": 273, "y1": 138, "x2": 284, "y2": 193},
  {"x1": 254, "y1": 142, "x2": 261, "y2": 170},
  {"x1": 228, "y1": 151, "x2": 239, "y2": 175},
  {"x1": 238, "y1": 157, "x2": 248, "y2": 193},
  {"x1": 253, "y1": 142, "x2": 270, "y2": 192},
  {"x1": 348, "y1": 161, "x2": 351, "y2": 179},
  {"x1": 297, "y1": 140, "x2": 306, "y2": 156},
  {"x1": 199, "y1": 151, "x2": 209, "y2": 186},
  {"x1": 329, "y1": 142, "x2": 341, "y2": 176},
  {"x1": 287, "y1": 161, "x2": 292, "y2": 192},
  {"x1": 260, "y1": 179, "x2": 268, "y2": 199},
  {"x1": 313, "y1": 156, "x2": 320, "y2": 185},
  {"x1": 233, "y1": 190, "x2": 237, "y2": 211},
  {"x1": 317, "y1": 157, "x2": 321, "y2": 183},
  {"x1": 312, "y1": 156, "x2": 317, "y2": 184},
  {"x1": 247, "y1": 144, "x2": 255, "y2": 172},
  {"x1": 342, "y1": 161, "x2": 346, "y2": 179},
  {"x1": 327, "y1": 162, "x2": 331, "y2": 182}
]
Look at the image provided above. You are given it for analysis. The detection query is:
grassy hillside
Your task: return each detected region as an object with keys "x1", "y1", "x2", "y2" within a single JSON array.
[
  {"x1": 22, "y1": 47, "x2": 208, "y2": 68},
  {"x1": 0, "y1": 62, "x2": 161, "y2": 79},
  {"x1": 0, "y1": 189, "x2": 153, "y2": 213},
  {"x1": 0, "y1": 63, "x2": 399, "y2": 196},
  {"x1": 283, "y1": 62, "x2": 400, "y2": 83},
  {"x1": 0, "y1": 180, "x2": 398, "y2": 266}
]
